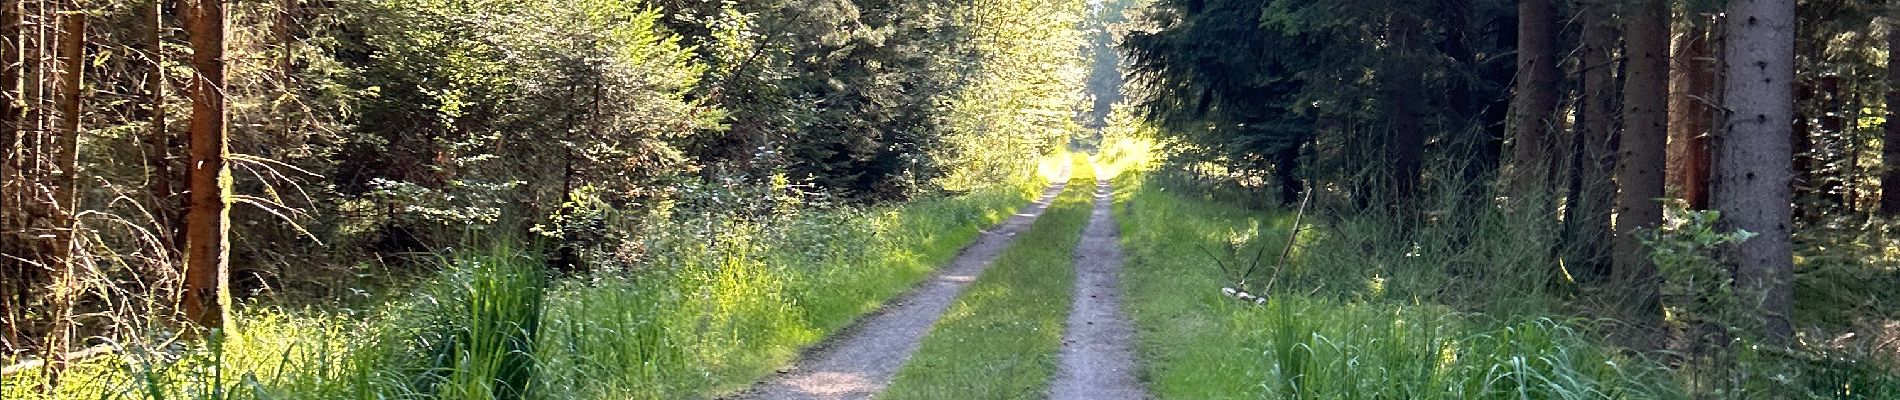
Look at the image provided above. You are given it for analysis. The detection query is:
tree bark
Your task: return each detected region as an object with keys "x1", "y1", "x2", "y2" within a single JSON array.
[
  {"x1": 1886, "y1": 4, "x2": 1900, "y2": 215},
  {"x1": 0, "y1": 0, "x2": 23, "y2": 351},
  {"x1": 1716, "y1": 0, "x2": 1797, "y2": 345},
  {"x1": 181, "y1": 0, "x2": 230, "y2": 329},
  {"x1": 42, "y1": 11, "x2": 82, "y2": 381},
  {"x1": 1791, "y1": 79, "x2": 1813, "y2": 220},
  {"x1": 1509, "y1": 0, "x2": 1561, "y2": 199},
  {"x1": 50, "y1": 8, "x2": 81, "y2": 271},
  {"x1": 1272, "y1": 140, "x2": 1303, "y2": 206},
  {"x1": 1614, "y1": 0, "x2": 1668, "y2": 339},
  {"x1": 1384, "y1": 15, "x2": 1425, "y2": 205},
  {"x1": 1565, "y1": 0, "x2": 1615, "y2": 284},
  {"x1": 142, "y1": 0, "x2": 177, "y2": 248},
  {"x1": 1817, "y1": 75, "x2": 1847, "y2": 210},
  {"x1": 1669, "y1": 19, "x2": 1715, "y2": 210}
]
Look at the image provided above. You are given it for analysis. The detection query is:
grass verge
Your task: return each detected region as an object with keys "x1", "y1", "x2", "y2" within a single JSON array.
[
  {"x1": 1108, "y1": 163, "x2": 1686, "y2": 399},
  {"x1": 879, "y1": 154, "x2": 1094, "y2": 400},
  {"x1": 1, "y1": 154, "x2": 1065, "y2": 400}
]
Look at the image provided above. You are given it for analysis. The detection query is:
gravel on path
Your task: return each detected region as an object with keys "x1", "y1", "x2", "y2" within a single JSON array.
[
  {"x1": 1048, "y1": 177, "x2": 1148, "y2": 400},
  {"x1": 731, "y1": 177, "x2": 1070, "y2": 400}
]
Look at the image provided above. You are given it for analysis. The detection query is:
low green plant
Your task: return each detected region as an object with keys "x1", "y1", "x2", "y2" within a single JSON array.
[
  {"x1": 1645, "y1": 201, "x2": 1757, "y2": 350},
  {"x1": 1, "y1": 153, "x2": 1058, "y2": 399},
  {"x1": 1645, "y1": 202, "x2": 1900, "y2": 399},
  {"x1": 1109, "y1": 144, "x2": 1683, "y2": 399}
]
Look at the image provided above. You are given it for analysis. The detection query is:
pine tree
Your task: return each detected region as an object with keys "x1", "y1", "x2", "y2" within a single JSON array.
[
  {"x1": 1716, "y1": 0, "x2": 1797, "y2": 345},
  {"x1": 1613, "y1": 0, "x2": 1668, "y2": 340},
  {"x1": 1565, "y1": 0, "x2": 1615, "y2": 283},
  {"x1": 1669, "y1": 18, "x2": 1715, "y2": 210},
  {"x1": 1509, "y1": 0, "x2": 1561, "y2": 199},
  {"x1": 1884, "y1": 2, "x2": 1900, "y2": 215},
  {"x1": 182, "y1": 0, "x2": 231, "y2": 328}
]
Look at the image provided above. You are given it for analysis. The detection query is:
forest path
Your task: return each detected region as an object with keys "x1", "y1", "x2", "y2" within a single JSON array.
[
  {"x1": 1047, "y1": 174, "x2": 1147, "y2": 400},
  {"x1": 731, "y1": 169, "x2": 1071, "y2": 400}
]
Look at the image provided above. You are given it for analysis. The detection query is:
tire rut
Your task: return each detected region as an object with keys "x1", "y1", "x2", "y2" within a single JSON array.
[
  {"x1": 1048, "y1": 176, "x2": 1147, "y2": 400},
  {"x1": 729, "y1": 176, "x2": 1070, "y2": 400}
]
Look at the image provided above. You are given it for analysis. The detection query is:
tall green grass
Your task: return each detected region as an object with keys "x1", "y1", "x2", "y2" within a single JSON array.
[
  {"x1": 1108, "y1": 157, "x2": 1686, "y2": 399},
  {"x1": 880, "y1": 154, "x2": 1095, "y2": 400},
  {"x1": 1, "y1": 155, "x2": 1060, "y2": 399}
]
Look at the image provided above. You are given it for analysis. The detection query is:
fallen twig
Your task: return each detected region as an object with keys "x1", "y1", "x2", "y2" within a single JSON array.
[{"x1": 1261, "y1": 186, "x2": 1313, "y2": 298}]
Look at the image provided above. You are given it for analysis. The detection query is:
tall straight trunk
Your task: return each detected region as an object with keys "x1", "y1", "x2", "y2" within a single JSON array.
[
  {"x1": 1510, "y1": 0, "x2": 1561, "y2": 198},
  {"x1": 1566, "y1": 0, "x2": 1616, "y2": 283},
  {"x1": 1817, "y1": 75, "x2": 1848, "y2": 210},
  {"x1": 0, "y1": 0, "x2": 22, "y2": 350},
  {"x1": 1439, "y1": 0, "x2": 1500, "y2": 191},
  {"x1": 50, "y1": 9, "x2": 80, "y2": 271},
  {"x1": 1615, "y1": 0, "x2": 1668, "y2": 338},
  {"x1": 16, "y1": 0, "x2": 50, "y2": 352},
  {"x1": 1385, "y1": 16, "x2": 1425, "y2": 205},
  {"x1": 1885, "y1": 5, "x2": 1900, "y2": 215},
  {"x1": 1670, "y1": 19, "x2": 1715, "y2": 210},
  {"x1": 142, "y1": 0, "x2": 176, "y2": 247},
  {"x1": 43, "y1": 11, "x2": 82, "y2": 380},
  {"x1": 182, "y1": 0, "x2": 230, "y2": 329},
  {"x1": 1716, "y1": 0, "x2": 1797, "y2": 345},
  {"x1": 1792, "y1": 79, "x2": 1814, "y2": 220},
  {"x1": 1272, "y1": 140, "x2": 1303, "y2": 206},
  {"x1": 1474, "y1": 12, "x2": 1514, "y2": 189}
]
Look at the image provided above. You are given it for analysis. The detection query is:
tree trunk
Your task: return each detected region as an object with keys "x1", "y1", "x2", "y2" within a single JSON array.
[
  {"x1": 1384, "y1": 16, "x2": 1425, "y2": 205},
  {"x1": 181, "y1": 0, "x2": 230, "y2": 329},
  {"x1": 1509, "y1": 0, "x2": 1561, "y2": 199},
  {"x1": 1669, "y1": 19, "x2": 1715, "y2": 210},
  {"x1": 1565, "y1": 0, "x2": 1615, "y2": 284},
  {"x1": 1273, "y1": 140, "x2": 1303, "y2": 206},
  {"x1": 1440, "y1": 0, "x2": 1503, "y2": 192},
  {"x1": 50, "y1": 8, "x2": 80, "y2": 271},
  {"x1": 1558, "y1": 0, "x2": 1618, "y2": 286},
  {"x1": 1817, "y1": 75, "x2": 1847, "y2": 211},
  {"x1": 43, "y1": 11, "x2": 83, "y2": 382},
  {"x1": 1716, "y1": 0, "x2": 1797, "y2": 345},
  {"x1": 0, "y1": 0, "x2": 22, "y2": 351},
  {"x1": 1792, "y1": 79, "x2": 1814, "y2": 221},
  {"x1": 1885, "y1": 5, "x2": 1900, "y2": 215},
  {"x1": 142, "y1": 0, "x2": 177, "y2": 249},
  {"x1": 1614, "y1": 0, "x2": 1668, "y2": 340}
]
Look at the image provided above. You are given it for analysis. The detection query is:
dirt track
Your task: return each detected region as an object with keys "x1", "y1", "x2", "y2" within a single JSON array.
[
  {"x1": 1048, "y1": 176, "x2": 1147, "y2": 400},
  {"x1": 731, "y1": 176, "x2": 1068, "y2": 400}
]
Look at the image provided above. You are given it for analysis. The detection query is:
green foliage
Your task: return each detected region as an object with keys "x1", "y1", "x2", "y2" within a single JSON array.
[
  {"x1": 329, "y1": 0, "x2": 719, "y2": 259},
  {"x1": 2, "y1": 159, "x2": 1051, "y2": 399},
  {"x1": 1108, "y1": 150, "x2": 1684, "y2": 399},
  {"x1": 1645, "y1": 202, "x2": 1758, "y2": 343},
  {"x1": 1645, "y1": 210, "x2": 1900, "y2": 399},
  {"x1": 674, "y1": 0, "x2": 1088, "y2": 199},
  {"x1": 412, "y1": 247, "x2": 548, "y2": 400}
]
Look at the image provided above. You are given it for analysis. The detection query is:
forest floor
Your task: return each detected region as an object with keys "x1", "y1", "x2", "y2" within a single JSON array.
[{"x1": 732, "y1": 166, "x2": 1074, "y2": 400}]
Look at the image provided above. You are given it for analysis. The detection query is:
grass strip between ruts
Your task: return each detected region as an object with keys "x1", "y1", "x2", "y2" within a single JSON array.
[{"x1": 880, "y1": 154, "x2": 1095, "y2": 400}]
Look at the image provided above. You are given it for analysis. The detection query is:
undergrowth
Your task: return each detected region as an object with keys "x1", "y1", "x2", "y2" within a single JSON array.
[
  {"x1": 0, "y1": 154, "x2": 1067, "y2": 399},
  {"x1": 1104, "y1": 139, "x2": 1684, "y2": 399},
  {"x1": 1102, "y1": 134, "x2": 1900, "y2": 399}
]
